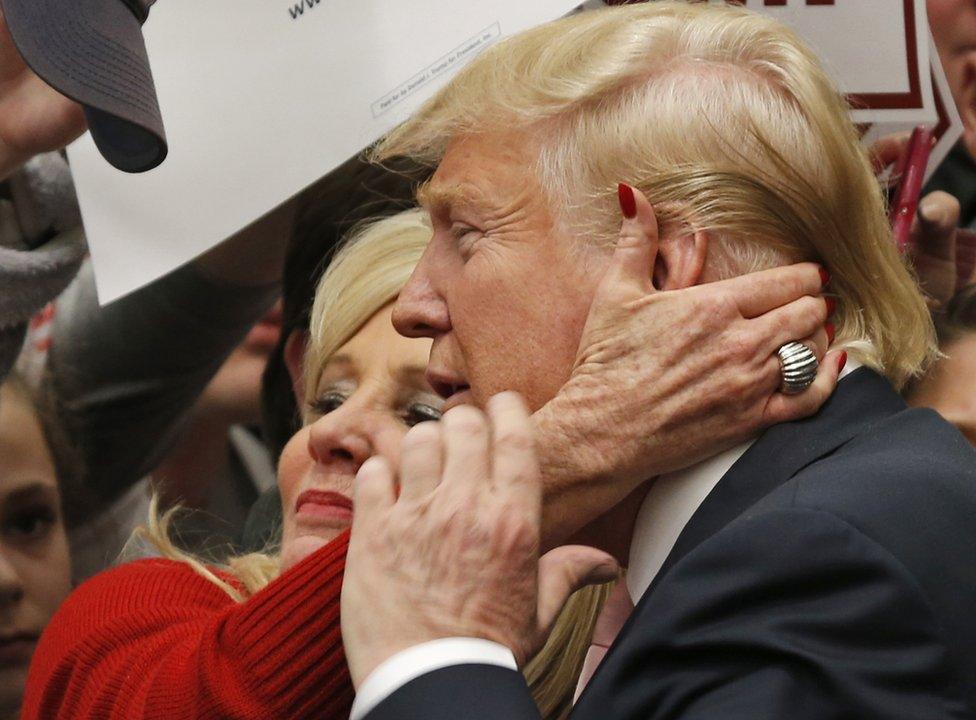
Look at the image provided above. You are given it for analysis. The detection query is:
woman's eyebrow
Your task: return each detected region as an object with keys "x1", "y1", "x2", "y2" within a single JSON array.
[
  {"x1": 396, "y1": 364, "x2": 432, "y2": 386},
  {"x1": 325, "y1": 354, "x2": 354, "y2": 368},
  {"x1": 0, "y1": 481, "x2": 59, "y2": 506}
]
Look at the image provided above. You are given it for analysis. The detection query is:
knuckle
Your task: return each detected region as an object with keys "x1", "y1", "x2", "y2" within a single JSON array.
[
  {"x1": 490, "y1": 508, "x2": 537, "y2": 554},
  {"x1": 705, "y1": 288, "x2": 737, "y2": 320},
  {"x1": 443, "y1": 406, "x2": 488, "y2": 434},
  {"x1": 803, "y1": 296, "x2": 827, "y2": 325},
  {"x1": 403, "y1": 421, "x2": 441, "y2": 449},
  {"x1": 494, "y1": 425, "x2": 536, "y2": 455},
  {"x1": 725, "y1": 329, "x2": 755, "y2": 362}
]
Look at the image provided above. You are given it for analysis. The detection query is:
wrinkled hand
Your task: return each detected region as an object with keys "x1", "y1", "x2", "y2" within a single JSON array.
[
  {"x1": 0, "y1": 9, "x2": 85, "y2": 179},
  {"x1": 534, "y1": 185, "x2": 844, "y2": 545},
  {"x1": 341, "y1": 393, "x2": 618, "y2": 688}
]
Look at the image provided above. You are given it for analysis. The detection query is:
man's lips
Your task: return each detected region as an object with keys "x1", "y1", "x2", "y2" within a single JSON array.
[
  {"x1": 426, "y1": 370, "x2": 471, "y2": 410},
  {"x1": 442, "y1": 388, "x2": 475, "y2": 412},
  {"x1": 295, "y1": 490, "x2": 353, "y2": 522}
]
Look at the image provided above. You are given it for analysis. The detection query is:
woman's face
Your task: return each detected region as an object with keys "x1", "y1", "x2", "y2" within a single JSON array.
[
  {"x1": 277, "y1": 305, "x2": 439, "y2": 571},
  {"x1": 0, "y1": 382, "x2": 71, "y2": 719}
]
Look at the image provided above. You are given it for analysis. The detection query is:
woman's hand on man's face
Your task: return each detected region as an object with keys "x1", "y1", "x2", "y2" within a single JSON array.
[
  {"x1": 532, "y1": 184, "x2": 845, "y2": 547},
  {"x1": 340, "y1": 393, "x2": 618, "y2": 688}
]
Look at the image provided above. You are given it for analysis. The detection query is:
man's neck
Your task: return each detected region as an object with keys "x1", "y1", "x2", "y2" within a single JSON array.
[{"x1": 568, "y1": 480, "x2": 655, "y2": 565}]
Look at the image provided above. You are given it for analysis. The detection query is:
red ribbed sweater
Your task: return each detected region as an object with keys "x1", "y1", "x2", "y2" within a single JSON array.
[{"x1": 22, "y1": 531, "x2": 353, "y2": 719}]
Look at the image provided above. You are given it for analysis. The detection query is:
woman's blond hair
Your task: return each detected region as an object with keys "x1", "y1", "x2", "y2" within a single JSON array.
[
  {"x1": 138, "y1": 207, "x2": 609, "y2": 717},
  {"x1": 376, "y1": 1, "x2": 936, "y2": 388}
]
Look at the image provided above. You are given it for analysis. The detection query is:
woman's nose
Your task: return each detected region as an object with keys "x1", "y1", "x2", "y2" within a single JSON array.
[
  {"x1": 306, "y1": 405, "x2": 375, "y2": 468},
  {"x1": 0, "y1": 552, "x2": 25, "y2": 608}
]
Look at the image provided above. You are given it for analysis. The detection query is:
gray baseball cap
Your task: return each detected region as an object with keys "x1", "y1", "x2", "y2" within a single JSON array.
[{"x1": 1, "y1": 0, "x2": 167, "y2": 173}]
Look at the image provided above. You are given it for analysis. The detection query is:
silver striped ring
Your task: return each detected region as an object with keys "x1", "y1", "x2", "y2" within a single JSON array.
[{"x1": 777, "y1": 341, "x2": 818, "y2": 395}]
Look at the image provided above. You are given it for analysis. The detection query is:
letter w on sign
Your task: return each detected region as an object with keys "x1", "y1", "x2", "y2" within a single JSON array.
[{"x1": 289, "y1": 0, "x2": 322, "y2": 20}]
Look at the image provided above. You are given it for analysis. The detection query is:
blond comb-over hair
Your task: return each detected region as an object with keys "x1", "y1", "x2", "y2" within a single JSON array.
[{"x1": 375, "y1": 1, "x2": 936, "y2": 388}]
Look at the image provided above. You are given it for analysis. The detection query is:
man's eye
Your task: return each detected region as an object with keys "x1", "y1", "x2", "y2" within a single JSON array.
[
  {"x1": 3, "y1": 507, "x2": 56, "y2": 542},
  {"x1": 309, "y1": 392, "x2": 346, "y2": 416},
  {"x1": 449, "y1": 224, "x2": 481, "y2": 257},
  {"x1": 404, "y1": 403, "x2": 443, "y2": 427}
]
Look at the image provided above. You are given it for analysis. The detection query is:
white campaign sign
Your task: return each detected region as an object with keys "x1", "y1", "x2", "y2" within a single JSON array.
[
  {"x1": 68, "y1": 0, "x2": 582, "y2": 303},
  {"x1": 73, "y1": 0, "x2": 946, "y2": 303}
]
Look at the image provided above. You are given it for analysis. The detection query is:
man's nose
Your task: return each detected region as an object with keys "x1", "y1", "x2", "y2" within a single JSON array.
[
  {"x1": 392, "y1": 262, "x2": 450, "y2": 339},
  {"x1": 306, "y1": 402, "x2": 376, "y2": 468}
]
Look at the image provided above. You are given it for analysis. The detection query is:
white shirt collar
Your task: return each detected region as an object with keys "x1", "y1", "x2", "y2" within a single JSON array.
[{"x1": 626, "y1": 357, "x2": 863, "y2": 602}]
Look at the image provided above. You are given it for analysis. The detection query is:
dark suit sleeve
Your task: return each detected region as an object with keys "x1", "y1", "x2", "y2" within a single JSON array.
[
  {"x1": 589, "y1": 507, "x2": 968, "y2": 720},
  {"x1": 363, "y1": 664, "x2": 540, "y2": 720}
]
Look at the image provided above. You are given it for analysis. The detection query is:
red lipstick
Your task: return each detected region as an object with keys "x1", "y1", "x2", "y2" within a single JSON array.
[{"x1": 294, "y1": 490, "x2": 353, "y2": 523}]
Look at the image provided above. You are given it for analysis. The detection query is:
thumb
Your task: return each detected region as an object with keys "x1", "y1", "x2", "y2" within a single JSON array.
[
  {"x1": 536, "y1": 545, "x2": 619, "y2": 635},
  {"x1": 599, "y1": 183, "x2": 660, "y2": 296},
  {"x1": 915, "y1": 192, "x2": 960, "y2": 260}
]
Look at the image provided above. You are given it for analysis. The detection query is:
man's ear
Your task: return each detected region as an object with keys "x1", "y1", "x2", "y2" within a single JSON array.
[
  {"x1": 653, "y1": 229, "x2": 709, "y2": 291},
  {"x1": 283, "y1": 328, "x2": 308, "y2": 406}
]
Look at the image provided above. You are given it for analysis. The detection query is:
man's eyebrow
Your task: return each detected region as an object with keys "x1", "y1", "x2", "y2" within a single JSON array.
[{"x1": 416, "y1": 181, "x2": 488, "y2": 213}]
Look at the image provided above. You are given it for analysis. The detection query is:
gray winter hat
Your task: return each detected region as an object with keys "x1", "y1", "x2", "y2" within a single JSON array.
[{"x1": 0, "y1": 0, "x2": 167, "y2": 173}]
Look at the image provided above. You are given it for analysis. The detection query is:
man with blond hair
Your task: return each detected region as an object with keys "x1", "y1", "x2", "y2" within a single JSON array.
[{"x1": 339, "y1": 4, "x2": 976, "y2": 719}]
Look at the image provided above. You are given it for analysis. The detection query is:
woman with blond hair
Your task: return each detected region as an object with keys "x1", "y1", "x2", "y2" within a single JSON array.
[
  {"x1": 334, "y1": 3, "x2": 976, "y2": 719},
  {"x1": 21, "y1": 208, "x2": 610, "y2": 720}
]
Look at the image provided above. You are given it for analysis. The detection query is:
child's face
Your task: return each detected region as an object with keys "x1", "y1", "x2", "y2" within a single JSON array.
[{"x1": 0, "y1": 381, "x2": 71, "y2": 719}]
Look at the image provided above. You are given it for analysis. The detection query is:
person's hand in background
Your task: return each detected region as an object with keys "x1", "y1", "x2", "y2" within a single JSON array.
[
  {"x1": 870, "y1": 132, "x2": 968, "y2": 310},
  {"x1": 0, "y1": 8, "x2": 85, "y2": 180}
]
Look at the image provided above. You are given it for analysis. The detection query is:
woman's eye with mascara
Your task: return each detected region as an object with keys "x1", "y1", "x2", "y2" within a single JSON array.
[
  {"x1": 309, "y1": 392, "x2": 346, "y2": 417},
  {"x1": 404, "y1": 403, "x2": 442, "y2": 427}
]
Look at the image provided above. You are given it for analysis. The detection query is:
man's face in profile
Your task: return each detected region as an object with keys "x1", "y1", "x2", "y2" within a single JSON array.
[{"x1": 392, "y1": 130, "x2": 609, "y2": 413}]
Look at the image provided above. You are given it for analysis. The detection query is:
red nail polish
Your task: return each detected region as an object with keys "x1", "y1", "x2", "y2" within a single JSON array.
[
  {"x1": 825, "y1": 297, "x2": 836, "y2": 317},
  {"x1": 618, "y1": 183, "x2": 637, "y2": 219},
  {"x1": 838, "y1": 351, "x2": 848, "y2": 372},
  {"x1": 819, "y1": 267, "x2": 831, "y2": 286},
  {"x1": 825, "y1": 322, "x2": 835, "y2": 345}
]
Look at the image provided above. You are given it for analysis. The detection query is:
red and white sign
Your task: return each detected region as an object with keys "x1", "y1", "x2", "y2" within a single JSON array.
[{"x1": 739, "y1": 0, "x2": 935, "y2": 124}]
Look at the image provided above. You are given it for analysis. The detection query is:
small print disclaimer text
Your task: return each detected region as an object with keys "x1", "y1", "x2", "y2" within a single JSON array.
[{"x1": 370, "y1": 22, "x2": 501, "y2": 118}]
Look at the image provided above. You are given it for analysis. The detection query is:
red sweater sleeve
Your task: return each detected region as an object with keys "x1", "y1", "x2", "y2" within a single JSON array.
[{"x1": 22, "y1": 531, "x2": 353, "y2": 720}]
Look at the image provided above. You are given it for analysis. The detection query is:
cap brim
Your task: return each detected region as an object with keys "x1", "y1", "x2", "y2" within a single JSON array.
[{"x1": 1, "y1": 0, "x2": 167, "y2": 173}]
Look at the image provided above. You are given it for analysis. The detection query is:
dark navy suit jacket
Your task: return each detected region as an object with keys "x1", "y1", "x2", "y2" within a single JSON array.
[{"x1": 364, "y1": 369, "x2": 976, "y2": 719}]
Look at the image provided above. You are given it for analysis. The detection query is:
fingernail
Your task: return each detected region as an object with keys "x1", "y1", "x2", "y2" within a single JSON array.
[
  {"x1": 917, "y1": 198, "x2": 947, "y2": 228},
  {"x1": 838, "y1": 351, "x2": 848, "y2": 372},
  {"x1": 819, "y1": 266, "x2": 830, "y2": 286},
  {"x1": 825, "y1": 321, "x2": 835, "y2": 345},
  {"x1": 618, "y1": 183, "x2": 637, "y2": 219},
  {"x1": 825, "y1": 297, "x2": 836, "y2": 317}
]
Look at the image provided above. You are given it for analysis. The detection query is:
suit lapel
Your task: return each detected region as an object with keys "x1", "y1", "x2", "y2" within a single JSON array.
[
  {"x1": 572, "y1": 368, "x2": 906, "y2": 713},
  {"x1": 652, "y1": 367, "x2": 905, "y2": 584}
]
